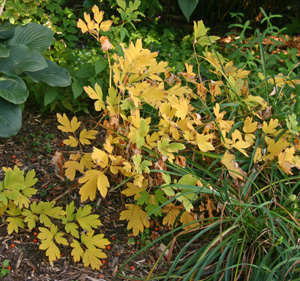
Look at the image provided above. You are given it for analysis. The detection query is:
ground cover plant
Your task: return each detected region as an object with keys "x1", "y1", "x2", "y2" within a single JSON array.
[{"x1": 1, "y1": 0, "x2": 300, "y2": 280}]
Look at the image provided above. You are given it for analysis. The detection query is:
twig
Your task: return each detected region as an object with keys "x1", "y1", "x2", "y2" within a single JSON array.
[{"x1": 0, "y1": 0, "x2": 7, "y2": 17}]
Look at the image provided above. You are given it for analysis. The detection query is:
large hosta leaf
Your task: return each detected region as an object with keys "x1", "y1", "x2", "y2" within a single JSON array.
[
  {"x1": 0, "y1": 44, "x2": 9, "y2": 58},
  {"x1": 26, "y1": 60, "x2": 71, "y2": 87},
  {"x1": 0, "y1": 22, "x2": 16, "y2": 40},
  {"x1": 0, "y1": 75, "x2": 29, "y2": 104},
  {"x1": 0, "y1": 97, "x2": 22, "y2": 138},
  {"x1": 0, "y1": 44, "x2": 47, "y2": 75},
  {"x1": 8, "y1": 23, "x2": 54, "y2": 53}
]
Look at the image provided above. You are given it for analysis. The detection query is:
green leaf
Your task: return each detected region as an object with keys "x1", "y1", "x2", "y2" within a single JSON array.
[
  {"x1": 76, "y1": 205, "x2": 102, "y2": 231},
  {"x1": 136, "y1": 190, "x2": 150, "y2": 205},
  {"x1": 22, "y1": 209, "x2": 39, "y2": 230},
  {"x1": 44, "y1": 89, "x2": 58, "y2": 106},
  {"x1": 178, "y1": 0, "x2": 198, "y2": 22},
  {"x1": 8, "y1": 23, "x2": 54, "y2": 53},
  {"x1": 95, "y1": 59, "x2": 108, "y2": 75},
  {"x1": 72, "y1": 81, "x2": 83, "y2": 99},
  {"x1": 0, "y1": 44, "x2": 47, "y2": 75},
  {"x1": 145, "y1": 203, "x2": 162, "y2": 217},
  {"x1": 116, "y1": 0, "x2": 126, "y2": 10},
  {"x1": 0, "y1": 98, "x2": 22, "y2": 138},
  {"x1": 0, "y1": 75, "x2": 28, "y2": 104},
  {"x1": 25, "y1": 60, "x2": 71, "y2": 87},
  {"x1": 7, "y1": 216, "x2": 24, "y2": 234},
  {"x1": 0, "y1": 44, "x2": 9, "y2": 58}
]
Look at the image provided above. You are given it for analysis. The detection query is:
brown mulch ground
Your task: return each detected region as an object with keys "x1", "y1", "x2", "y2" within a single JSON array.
[{"x1": 0, "y1": 110, "x2": 168, "y2": 281}]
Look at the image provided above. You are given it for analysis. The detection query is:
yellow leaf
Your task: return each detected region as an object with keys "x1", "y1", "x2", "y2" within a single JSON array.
[
  {"x1": 232, "y1": 140, "x2": 251, "y2": 157},
  {"x1": 57, "y1": 113, "x2": 81, "y2": 133},
  {"x1": 278, "y1": 147, "x2": 295, "y2": 174},
  {"x1": 82, "y1": 248, "x2": 107, "y2": 269},
  {"x1": 79, "y1": 129, "x2": 97, "y2": 145},
  {"x1": 221, "y1": 151, "x2": 245, "y2": 180},
  {"x1": 39, "y1": 239, "x2": 60, "y2": 262},
  {"x1": 146, "y1": 132, "x2": 160, "y2": 148},
  {"x1": 100, "y1": 20, "x2": 113, "y2": 32},
  {"x1": 121, "y1": 181, "x2": 147, "y2": 200},
  {"x1": 92, "y1": 147, "x2": 108, "y2": 168},
  {"x1": 71, "y1": 239, "x2": 84, "y2": 262},
  {"x1": 77, "y1": 18, "x2": 88, "y2": 33},
  {"x1": 76, "y1": 205, "x2": 102, "y2": 231},
  {"x1": 195, "y1": 133, "x2": 214, "y2": 152},
  {"x1": 64, "y1": 136, "x2": 79, "y2": 147},
  {"x1": 119, "y1": 204, "x2": 150, "y2": 236},
  {"x1": 262, "y1": 118, "x2": 279, "y2": 135},
  {"x1": 162, "y1": 203, "x2": 180, "y2": 228},
  {"x1": 80, "y1": 153, "x2": 94, "y2": 170},
  {"x1": 64, "y1": 159, "x2": 84, "y2": 181},
  {"x1": 80, "y1": 231, "x2": 109, "y2": 269},
  {"x1": 79, "y1": 170, "x2": 110, "y2": 201},
  {"x1": 84, "y1": 12, "x2": 95, "y2": 30},
  {"x1": 7, "y1": 217, "x2": 24, "y2": 234},
  {"x1": 243, "y1": 116, "x2": 258, "y2": 134},
  {"x1": 180, "y1": 211, "x2": 199, "y2": 231},
  {"x1": 103, "y1": 137, "x2": 114, "y2": 154},
  {"x1": 92, "y1": 5, "x2": 103, "y2": 23},
  {"x1": 84, "y1": 84, "x2": 105, "y2": 111}
]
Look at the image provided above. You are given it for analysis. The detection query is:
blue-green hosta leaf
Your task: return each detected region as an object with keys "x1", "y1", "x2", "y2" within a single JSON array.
[
  {"x1": 0, "y1": 44, "x2": 47, "y2": 75},
  {"x1": 0, "y1": 44, "x2": 9, "y2": 58},
  {"x1": 0, "y1": 97, "x2": 22, "y2": 138},
  {"x1": 0, "y1": 22, "x2": 16, "y2": 40},
  {"x1": 0, "y1": 75, "x2": 28, "y2": 104},
  {"x1": 25, "y1": 60, "x2": 71, "y2": 87},
  {"x1": 8, "y1": 22, "x2": 54, "y2": 53}
]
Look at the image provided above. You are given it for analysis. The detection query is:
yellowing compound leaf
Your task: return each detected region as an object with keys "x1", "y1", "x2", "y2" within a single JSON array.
[
  {"x1": 278, "y1": 147, "x2": 295, "y2": 174},
  {"x1": 162, "y1": 203, "x2": 180, "y2": 228},
  {"x1": 195, "y1": 133, "x2": 214, "y2": 152},
  {"x1": 22, "y1": 209, "x2": 39, "y2": 230},
  {"x1": 38, "y1": 224, "x2": 68, "y2": 262},
  {"x1": 221, "y1": 151, "x2": 245, "y2": 180},
  {"x1": 243, "y1": 116, "x2": 258, "y2": 134},
  {"x1": 79, "y1": 170, "x2": 110, "y2": 201},
  {"x1": 76, "y1": 205, "x2": 102, "y2": 231},
  {"x1": 79, "y1": 129, "x2": 97, "y2": 145},
  {"x1": 71, "y1": 239, "x2": 84, "y2": 262},
  {"x1": 180, "y1": 211, "x2": 199, "y2": 231},
  {"x1": 77, "y1": 18, "x2": 88, "y2": 33},
  {"x1": 57, "y1": 113, "x2": 81, "y2": 133},
  {"x1": 128, "y1": 118, "x2": 150, "y2": 148},
  {"x1": 119, "y1": 204, "x2": 150, "y2": 236},
  {"x1": 64, "y1": 158, "x2": 84, "y2": 181},
  {"x1": 92, "y1": 147, "x2": 108, "y2": 168},
  {"x1": 121, "y1": 181, "x2": 147, "y2": 200},
  {"x1": 232, "y1": 140, "x2": 251, "y2": 157},
  {"x1": 39, "y1": 239, "x2": 61, "y2": 262},
  {"x1": 7, "y1": 216, "x2": 24, "y2": 234},
  {"x1": 84, "y1": 83, "x2": 105, "y2": 111},
  {"x1": 81, "y1": 231, "x2": 110, "y2": 269},
  {"x1": 64, "y1": 136, "x2": 79, "y2": 147},
  {"x1": 262, "y1": 119, "x2": 279, "y2": 135}
]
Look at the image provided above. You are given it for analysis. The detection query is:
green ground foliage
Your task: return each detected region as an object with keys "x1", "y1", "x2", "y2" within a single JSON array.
[{"x1": 1, "y1": 0, "x2": 300, "y2": 280}]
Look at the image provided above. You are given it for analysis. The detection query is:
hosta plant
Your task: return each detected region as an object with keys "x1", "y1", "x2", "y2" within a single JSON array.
[{"x1": 0, "y1": 22, "x2": 71, "y2": 138}]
